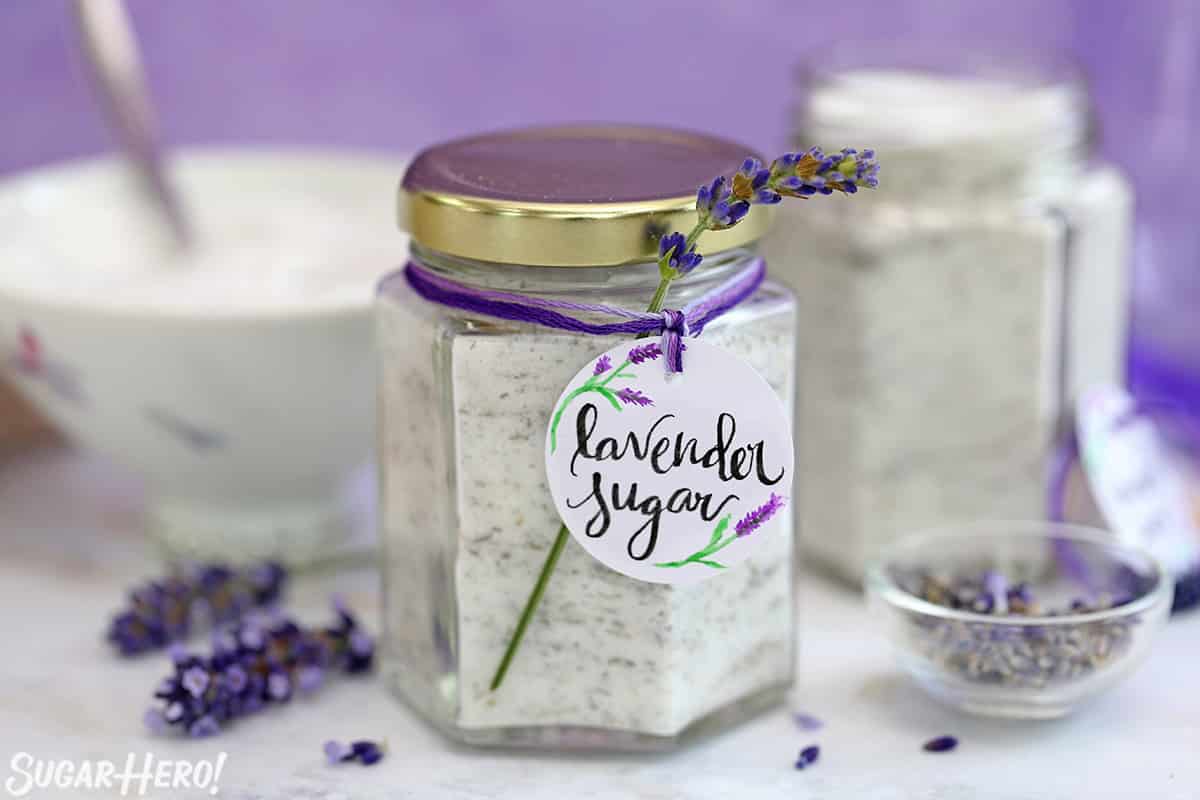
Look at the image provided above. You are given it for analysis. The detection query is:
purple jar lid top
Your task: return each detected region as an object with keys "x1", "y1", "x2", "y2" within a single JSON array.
[{"x1": 402, "y1": 125, "x2": 760, "y2": 204}]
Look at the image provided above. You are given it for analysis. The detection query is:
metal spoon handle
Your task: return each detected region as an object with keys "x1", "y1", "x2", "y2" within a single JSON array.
[{"x1": 73, "y1": 0, "x2": 191, "y2": 248}]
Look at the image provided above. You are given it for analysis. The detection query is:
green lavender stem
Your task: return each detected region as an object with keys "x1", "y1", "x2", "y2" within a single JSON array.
[
  {"x1": 488, "y1": 217, "x2": 708, "y2": 692},
  {"x1": 655, "y1": 515, "x2": 734, "y2": 569}
]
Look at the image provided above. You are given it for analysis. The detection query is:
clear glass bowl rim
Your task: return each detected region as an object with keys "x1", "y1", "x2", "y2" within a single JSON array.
[{"x1": 865, "y1": 521, "x2": 1173, "y2": 627}]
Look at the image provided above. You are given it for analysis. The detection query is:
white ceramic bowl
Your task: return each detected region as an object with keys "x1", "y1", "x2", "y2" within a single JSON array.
[{"x1": 0, "y1": 149, "x2": 408, "y2": 563}]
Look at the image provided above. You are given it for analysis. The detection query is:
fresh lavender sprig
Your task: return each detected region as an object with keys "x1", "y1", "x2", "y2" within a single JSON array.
[
  {"x1": 108, "y1": 562, "x2": 286, "y2": 656},
  {"x1": 144, "y1": 599, "x2": 373, "y2": 738}
]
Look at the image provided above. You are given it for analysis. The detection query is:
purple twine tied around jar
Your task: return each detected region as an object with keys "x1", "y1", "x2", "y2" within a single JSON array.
[{"x1": 402, "y1": 258, "x2": 766, "y2": 373}]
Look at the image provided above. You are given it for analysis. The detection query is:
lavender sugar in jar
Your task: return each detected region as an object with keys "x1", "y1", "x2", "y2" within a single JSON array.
[{"x1": 375, "y1": 126, "x2": 797, "y2": 750}]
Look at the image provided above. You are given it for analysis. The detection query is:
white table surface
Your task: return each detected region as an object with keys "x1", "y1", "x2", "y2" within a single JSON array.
[{"x1": 3, "y1": 448, "x2": 1199, "y2": 800}]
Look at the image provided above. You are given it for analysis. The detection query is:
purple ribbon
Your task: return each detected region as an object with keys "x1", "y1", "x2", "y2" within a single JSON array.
[{"x1": 403, "y1": 258, "x2": 766, "y2": 373}]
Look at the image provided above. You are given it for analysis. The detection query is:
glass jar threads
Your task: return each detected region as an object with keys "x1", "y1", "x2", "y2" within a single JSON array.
[
  {"x1": 764, "y1": 50, "x2": 1134, "y2": 583},
  {"x1": 375, "y1": 126, "x2": 797, "y2": 750}
]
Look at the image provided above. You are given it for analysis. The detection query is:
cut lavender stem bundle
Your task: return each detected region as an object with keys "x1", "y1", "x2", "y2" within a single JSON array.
[
  {"x1": 107, "y1": 562, "x2": 286, "y2": 656},
  {"x1": 145, "y1": 599, "x2": 373, "y2": 738}
]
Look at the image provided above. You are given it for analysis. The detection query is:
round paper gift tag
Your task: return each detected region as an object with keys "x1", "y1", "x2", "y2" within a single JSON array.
[{"x1": 545, "y1": 339, "x2": 793, "y2": 585}]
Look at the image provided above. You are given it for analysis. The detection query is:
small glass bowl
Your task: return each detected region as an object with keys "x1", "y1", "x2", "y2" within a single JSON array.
[{"x1": 865, "y1": 522, "x2": 1173, "y2": 719}]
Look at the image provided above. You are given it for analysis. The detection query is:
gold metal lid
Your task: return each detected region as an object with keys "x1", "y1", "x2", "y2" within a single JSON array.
[{"x1": 399, "y1": 125, "x2": 771, "y2": 267}]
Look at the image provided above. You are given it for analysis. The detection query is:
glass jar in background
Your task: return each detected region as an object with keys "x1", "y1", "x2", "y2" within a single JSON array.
[
  {"x1": 762, "y1": 49, "x2": 1134, "y2": 584},
  {"x1": 375, "y1": 126, "x2": 797, "y2": 750}
]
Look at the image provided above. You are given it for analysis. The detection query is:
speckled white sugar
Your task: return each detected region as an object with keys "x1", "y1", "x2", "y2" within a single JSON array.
[{"x1": 378, "y1": 289, "x2": 796, "y2": 736}]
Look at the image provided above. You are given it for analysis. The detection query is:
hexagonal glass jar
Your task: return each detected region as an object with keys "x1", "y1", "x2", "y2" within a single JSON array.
[{"x1": 375, "y1": 126, "x2": 797, "y2": 750}]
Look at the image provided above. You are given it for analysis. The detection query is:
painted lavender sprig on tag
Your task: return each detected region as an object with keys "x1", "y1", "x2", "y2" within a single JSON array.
[
  {"x1": 655, "y1": 493, "x2": 786, "y2": 570},
  {"x1": 548, "y1": 342, "x2": 677, "y2": 451},
  {"x1": 489, "y1": 145, "x2": 879, "y2": 691}
]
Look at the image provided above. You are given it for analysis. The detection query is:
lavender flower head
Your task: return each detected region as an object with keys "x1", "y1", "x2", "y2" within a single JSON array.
[
  {"x1": 658, "y1": 232, "x2": 703, "y2": 275},
  {"x1": 592, "y1": 354, "x2": 611, "y2": 375},
  {"x1": 145, "y1": 598, "x2": 374, "y2": 737},
  {"x1": 696, "y1": 175, "x2": 750, "y2": 229},
  {"x1": 772, "y1": 147, "x2": 880, "y2": 198},
  {"x1": 735, "y1": 493, "x2": 786, "y2": 537},
  {"x1": 107, "y1": 561, "x2": 286, "y2": 656},
  {"x1": 616, "y1": 387, "x2": 653, "y2": 407}
]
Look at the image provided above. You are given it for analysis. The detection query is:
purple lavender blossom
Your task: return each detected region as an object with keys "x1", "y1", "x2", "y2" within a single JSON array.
[
  {"x1": 145, "y1": 599, "x2": 374, "y2": 737},
  {"x1": 732, "y1": 157, "x2": 781, "y2": 205},
  {"x1": 773, "y1": 147, "x2": 880, "y2": 198},
  {"x1": 616, "y1": 387, "x2": 654, "y2": 407},
  {"x1": 106, "y1": 561, "x2": 286, "y2": 656},
  {"x1": 592, "y1": 355, "x2": 612, "y2": 375},
  {"x1": 696, "y1": 175, "x2": 751, "y2": 229},
  {"x1": 735, "y1": 493, "x2": 786, "y2": 537},
  {"x1": 658, "y1": 231, "x2": 703, "y2": 274},
  {"x1": 627, "y1": 342, "x2": 663, "y2": 364},
  {"x1": 181, "y1": 666, "x2": 210, "y2": 698},
  {"x1": 188, "y1": 716, "x2": 220, "y2": 738}
]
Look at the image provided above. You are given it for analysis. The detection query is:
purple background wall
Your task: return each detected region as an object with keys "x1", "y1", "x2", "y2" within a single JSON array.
[
  {"x1": 3, "y1": 0, "x2": 1198, "y2": 391},
  {"x1": 2, "y1": 0, "x2": 1192, "y2": 170}
]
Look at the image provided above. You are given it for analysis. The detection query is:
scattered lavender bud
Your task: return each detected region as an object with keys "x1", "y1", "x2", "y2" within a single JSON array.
[
  {"x1": 352, "y1": 741, "x2": 384, "y2": 766},
  {"x1": 794, "y1": 744, "x2": 820, "y2": 770},
  {"x1": 792, "y1": 712, "x2": 824, "y2": 731},
  {"x1": 107, "y1": 562, "x2": 287, "y2": 656},
  {"x1": 324, "y1": 739, "x2": 385, "y2": 766},
  {"x1": 145, "y1": 599, "x2": 374, "y2": 737},
  {"x1": 324, "y1": 740, "x2": 352, "y2": 764},
  {"x1": 923, "y1": 735, "x2": 958, "y2": 753}
]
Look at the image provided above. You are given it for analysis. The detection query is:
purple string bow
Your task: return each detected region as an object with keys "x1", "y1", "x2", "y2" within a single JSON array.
[{"x1": 402, "y1": 258, "x2": 766, "y2": 373}]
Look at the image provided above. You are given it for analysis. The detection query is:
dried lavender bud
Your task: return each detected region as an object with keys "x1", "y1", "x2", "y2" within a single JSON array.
[
  {"x1": 325, "y1": 739, "x2": 385, "y2": 766},
  {"x1": 895, "y1": 567, "x2": 1140, "y2": 690},
  {"x1": 923, "y1": 735, "x2": 958, "y2": 753},
  {"x1": 145, "y1": 599, "x2": 373, "y2": 737},
  {"x1": 107, "y1": 562, "x2": 286, "y2": 656},
  {"x1": 794, "y1": 744, "x2": 820, "y2": 770},
  {"x1": 792, "y1": 711, "x2": 824, "y2": 731}
]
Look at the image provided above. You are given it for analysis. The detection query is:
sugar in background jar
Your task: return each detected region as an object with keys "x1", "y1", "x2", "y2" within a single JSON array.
[
  {"x1": 763, "y1": 50, "x2": 1134, "y2": 583},
  {"x1": 375, "y1": 127, "x2": 797, "y2": 749}
]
